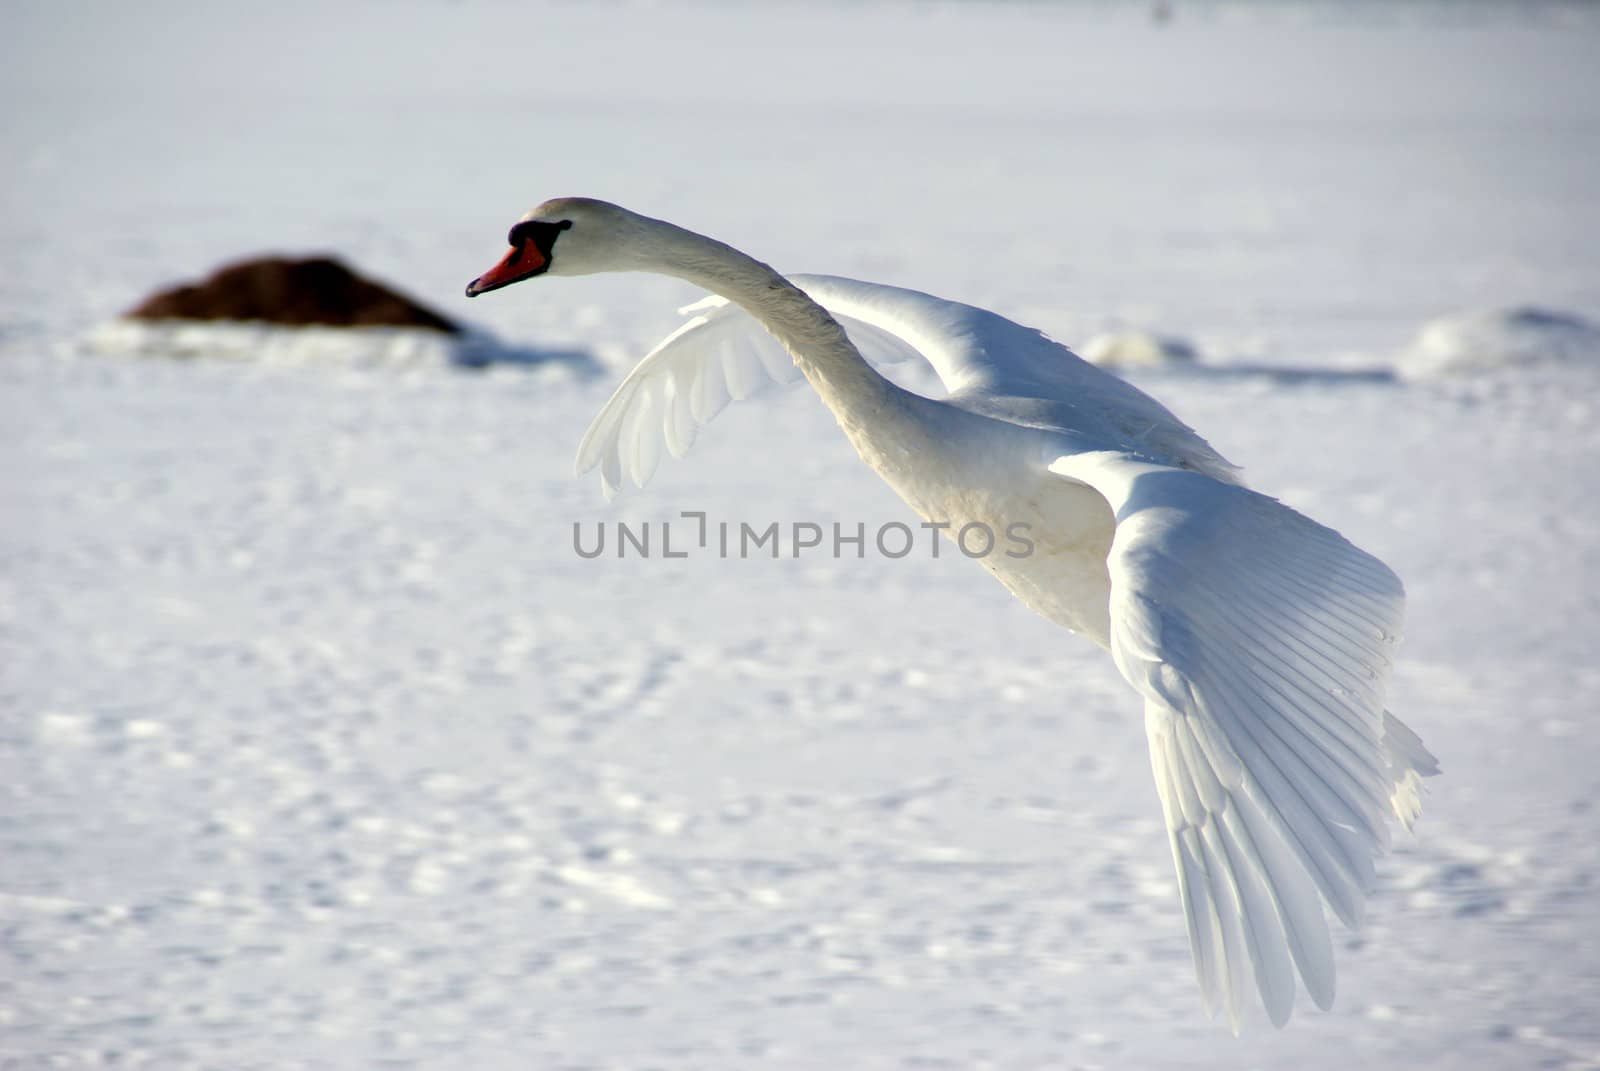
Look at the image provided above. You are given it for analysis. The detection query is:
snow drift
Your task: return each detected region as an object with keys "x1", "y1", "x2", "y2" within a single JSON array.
[{"x1": 1397, "y1": 307, "x2": 1600, "y2": 380}]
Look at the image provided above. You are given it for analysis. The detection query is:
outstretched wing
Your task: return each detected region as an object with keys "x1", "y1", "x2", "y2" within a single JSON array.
[
  {"x1": 1047, "y1": 449, "x2": 1433, "y2": 1030},
  {"x1": 577, "y1": 274, "x2": 1231, "y2": 497}
]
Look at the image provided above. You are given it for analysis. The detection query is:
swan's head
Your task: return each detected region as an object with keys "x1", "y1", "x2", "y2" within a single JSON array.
[{"x1": 464, "y1": 198, "x2": 654, "y2": 297}]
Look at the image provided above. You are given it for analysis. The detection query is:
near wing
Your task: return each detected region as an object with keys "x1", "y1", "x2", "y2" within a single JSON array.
[{"x1": 1047, "y1": 450, "x2": 1434, "y2": 1030}]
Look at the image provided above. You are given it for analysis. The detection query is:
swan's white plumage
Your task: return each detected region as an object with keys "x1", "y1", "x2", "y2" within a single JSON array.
[
  {"x1": 481, "y1": 199, "x2": 1437, "y2": 1029},
  {"x1": 1046, "y1": 451, "x2": 1421, "y2": 1030}
]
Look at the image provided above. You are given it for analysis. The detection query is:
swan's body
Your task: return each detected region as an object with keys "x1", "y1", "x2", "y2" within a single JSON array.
[{"x1": 468, "y1": 198, "x2": 1438, "y2": 1031}]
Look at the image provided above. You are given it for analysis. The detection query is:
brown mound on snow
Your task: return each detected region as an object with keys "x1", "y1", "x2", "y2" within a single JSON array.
[{"x1": 127, "y1": 255, "x2": 460, "y2": 334}]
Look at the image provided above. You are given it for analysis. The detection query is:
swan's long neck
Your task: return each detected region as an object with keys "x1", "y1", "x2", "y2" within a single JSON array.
[{"x1": 632, "y1": 218, "x2": 905, "y2": 428}]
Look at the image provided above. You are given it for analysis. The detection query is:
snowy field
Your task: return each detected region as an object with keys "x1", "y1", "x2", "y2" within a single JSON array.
[{"x1": 4, "y1": 2, "x2": 1600, "y2": 1068}]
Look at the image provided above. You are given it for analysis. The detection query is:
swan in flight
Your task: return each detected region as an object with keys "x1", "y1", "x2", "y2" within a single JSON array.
[{"x1": 466, "y1": 198, "x2": 1438, "y2": 1030}]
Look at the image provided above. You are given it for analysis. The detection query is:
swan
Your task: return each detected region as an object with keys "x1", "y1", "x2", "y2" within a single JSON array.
[{"x1": 466, "y1": 198, "x2": 1438, "y2": 1030}]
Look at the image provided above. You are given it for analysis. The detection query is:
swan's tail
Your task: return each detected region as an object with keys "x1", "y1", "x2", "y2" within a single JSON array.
[{"x1": 1382, "y1": 710, "x2": 1440, "y2": 831}]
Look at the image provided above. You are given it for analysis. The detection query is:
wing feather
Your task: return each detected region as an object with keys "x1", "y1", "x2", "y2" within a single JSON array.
[
  {"x1": 1050, "y1": 450, "x2": 1435, "y2": 1026},
  {"x1": 573, "y1": 292, "x2": 848, "y2": 495},
  {"x1": 688, "y1": 348, "x2": 732, "y2": 423},
  {"x1": 620, "y1": 390, "x2": 660, "y2": 488},
  {"x1": 661, "y1": 375, "x2": 697, "y2": 459}
]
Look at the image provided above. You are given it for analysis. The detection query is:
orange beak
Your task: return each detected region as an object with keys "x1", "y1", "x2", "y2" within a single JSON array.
[{"x1": 465, "y1": 241, "x2": 547, "y2": 297}]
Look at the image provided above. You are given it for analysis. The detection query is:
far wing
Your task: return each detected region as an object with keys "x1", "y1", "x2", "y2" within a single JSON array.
[
  {"x1": 574, "y1": 287, "x2": 923, "y2": 499},
  {"x1": 1048, "y1": 450, "x2": 1426, "y2": 1030},
  {"x1": 577, "y1": 273, "x2": 1229, "y2": 498}
]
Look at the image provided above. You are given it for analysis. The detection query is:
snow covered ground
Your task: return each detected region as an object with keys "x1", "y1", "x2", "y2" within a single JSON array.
[{"x1": 4, "y1": 2, "x2": 1600, "y2": 1068}]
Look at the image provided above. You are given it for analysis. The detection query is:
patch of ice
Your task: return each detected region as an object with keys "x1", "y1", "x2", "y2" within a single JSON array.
[
  {"x1": 0, "y1": 893, "x2": 88, "y2": 917},
  {"x1": 554, "y1": 865, "x2": 673, "y2": 910},
  {"x1": 37, "y1": 711, "x2": 93, "y2": 746},
  {"x1": 1079, "y1": 329, "x2": 1199, "y2": 369},
  {"x1": 70, "y1": 318, "x2": 596, "y2": 375},
  {"x1": 1397, "y1": 306, "x2": 1600, "y2": 380}
]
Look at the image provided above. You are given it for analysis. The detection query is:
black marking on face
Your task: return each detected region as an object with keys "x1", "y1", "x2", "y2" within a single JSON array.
[{"x1": 506, "y1": 218, "x2": 573, "y2": 271}]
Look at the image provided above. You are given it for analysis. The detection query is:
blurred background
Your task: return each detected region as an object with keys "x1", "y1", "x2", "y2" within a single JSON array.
[{"x1": 3, "y1": 2, "x2": 1598, "y2": 1069}]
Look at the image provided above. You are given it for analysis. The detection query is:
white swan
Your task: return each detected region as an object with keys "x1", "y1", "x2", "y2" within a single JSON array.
[{"x1": 467, "y1": 198, "x2": 1438, "y2": 1030}]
